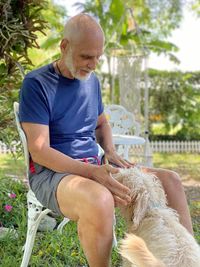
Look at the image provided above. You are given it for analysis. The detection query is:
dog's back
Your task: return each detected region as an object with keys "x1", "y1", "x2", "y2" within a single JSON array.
[
  {"x1": 119, "y1": 234, "x2": 166, "y2": 267},
  {"x1": 116, "y1": 167, "x2": 200, "y2": 267}
]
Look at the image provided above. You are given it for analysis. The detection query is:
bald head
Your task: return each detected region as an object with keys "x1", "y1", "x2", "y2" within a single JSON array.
[
  {"x1": 59, "y1": 13, "x2": 104, "y2": 80},
  {"x1": 63, "y1": 13, "x2": 104, "y2": 44}
]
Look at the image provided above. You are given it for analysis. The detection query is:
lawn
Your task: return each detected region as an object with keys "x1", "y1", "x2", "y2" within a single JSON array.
[
  {"x1": 0, "y1": 154, "x2": 25, "y2": 179},
  {"x1": 153, "y1": 153, "x2": 200, "y2": 182},
  {"x1": 0, "y1": 153, "x2": 199, "y2": 266}
]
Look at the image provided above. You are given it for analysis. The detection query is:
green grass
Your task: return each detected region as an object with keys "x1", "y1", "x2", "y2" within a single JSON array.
[
  {"x1": 0, "y1": 153, "x2": 199, "y2": 266},
  {"x1": 0, "y1": 154, "x2": 25, "y2": 178},
  {"x1": 0, "y1": 154, "x2": 124, "y2": 266},
  {"x1": 153, "y1": 153, "x2": 200, "y2": 182}
]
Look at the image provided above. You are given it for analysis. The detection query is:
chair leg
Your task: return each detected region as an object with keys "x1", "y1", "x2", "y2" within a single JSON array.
[
  {"x1": 112, "y1": 214, "x2": 118, "y2": 248},
  {"x1": 57, "y1": 217, "x2": 70, "y2": 234},
  {"x1": 20, "y1": 201, "x2": 51, "y2": 267}
]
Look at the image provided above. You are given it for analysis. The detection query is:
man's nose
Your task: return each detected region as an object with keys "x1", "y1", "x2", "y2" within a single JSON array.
[{"x1": 87, "y1": 57, "x2": 99, "y2": 70}]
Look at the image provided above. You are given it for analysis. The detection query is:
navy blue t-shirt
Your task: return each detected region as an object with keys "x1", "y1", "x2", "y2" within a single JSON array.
[{"x1": 19, "y1": 63, "x2": 104, "y2": 159}]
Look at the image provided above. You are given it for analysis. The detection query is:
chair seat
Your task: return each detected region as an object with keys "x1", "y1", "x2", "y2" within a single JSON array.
[{"x1": 113, "y1": 134, "x2": 145, "y2": 145}]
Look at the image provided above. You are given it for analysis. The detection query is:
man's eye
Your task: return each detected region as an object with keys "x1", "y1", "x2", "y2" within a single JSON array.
[
  {"x1": 81, "y1": 55, "x2": 102, "y2": 61},
  {"x1": 82, "y1": 56, "x2": 91, "y2": 60}
]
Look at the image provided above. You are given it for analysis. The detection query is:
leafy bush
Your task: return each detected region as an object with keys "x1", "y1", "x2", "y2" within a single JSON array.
[
  {"x1": 0, "y1": 0, "x2": 48, "y2": 71},
  {"x1": 0, "y1": 177, "x2": 27, "y2": 228},
  {"x1": 0, "y1": 0, "x2": 48, "y2": 146},
  {"x1": 149, "y1": 69, "x2": 200, "y2": 140}
]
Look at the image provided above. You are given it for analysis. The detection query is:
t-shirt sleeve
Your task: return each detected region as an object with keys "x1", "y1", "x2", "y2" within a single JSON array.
[
  {"x1": 19, "y1": 77, "x2": 50, "y2": 125},
  {"x1": 97, "y1": 79, "x2": 104, "y2": 116}
]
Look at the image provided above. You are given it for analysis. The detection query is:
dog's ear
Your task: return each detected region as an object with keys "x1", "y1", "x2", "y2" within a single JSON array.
[
  {"x1": 114, "y1": 168, "x2": 150, "y2": 229},
  {"x1": 131, "y1": 190, "x2": 150, "y2": 230}
]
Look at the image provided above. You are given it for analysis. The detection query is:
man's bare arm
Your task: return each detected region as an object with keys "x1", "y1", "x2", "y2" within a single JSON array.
[
  {"x1": 22, "y1": 122, "x2": 131, "y2": 205},
  {"x1": 95, "y1": 113, "x2": 115, "y2": 154},
  {"x1": 22, "y1": 122, "x2": 96, "y2": 177},
  {"x1": 95, "y1": 113, "x2": 133, "y2": 168}
]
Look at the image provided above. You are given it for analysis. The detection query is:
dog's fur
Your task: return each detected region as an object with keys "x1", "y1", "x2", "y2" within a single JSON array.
[{"x1": 113, "y1": 167, "x2": 200, "y2": 267}]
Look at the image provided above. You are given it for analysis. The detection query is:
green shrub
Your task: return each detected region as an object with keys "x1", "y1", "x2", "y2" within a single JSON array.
[{"x1": 0, "y1": 177, "x2": 27, "y2": 228}]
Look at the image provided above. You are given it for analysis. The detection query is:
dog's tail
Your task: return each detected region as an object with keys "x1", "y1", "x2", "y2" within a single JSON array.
[{"x1": 119, "y1": 234, "x2": 166, "y2": 267}]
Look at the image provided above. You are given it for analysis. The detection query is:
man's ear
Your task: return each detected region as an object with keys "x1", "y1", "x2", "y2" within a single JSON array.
[{"x1": 60, "y1": 39, "x2": 69, "y2": 54}]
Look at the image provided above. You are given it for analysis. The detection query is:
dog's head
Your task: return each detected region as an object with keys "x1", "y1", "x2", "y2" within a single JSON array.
[
  {"x1": 114, "y1": 167, "x2": 168, "y2": 229},
  {"x1": 113, "y1": 168, "x2": 151, "y2": 230}
]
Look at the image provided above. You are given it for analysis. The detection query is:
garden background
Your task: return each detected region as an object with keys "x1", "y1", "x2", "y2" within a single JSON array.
[{"x1": 0, "y1": 0, "x2": 199, "y2": 266}]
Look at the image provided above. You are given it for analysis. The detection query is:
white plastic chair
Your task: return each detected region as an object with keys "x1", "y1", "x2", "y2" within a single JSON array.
[
  {"x1": 104, "y1": 104, "x2": 152, "y2": 166},
  {"x1": 13, "y1": 102, "x2": 117, "y2": 267},
  {"x1": 13, "y1": 102, "x2": 70, "y2": 267}
]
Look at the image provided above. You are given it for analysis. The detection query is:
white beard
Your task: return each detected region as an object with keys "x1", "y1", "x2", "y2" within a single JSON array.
[{"x1": 64, "y1": 49, "x2": 92, "y2": 81}]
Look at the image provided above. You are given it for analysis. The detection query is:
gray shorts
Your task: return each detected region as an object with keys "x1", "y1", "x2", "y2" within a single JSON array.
[{"x1": 29, "y1": 157, "x2": 103, "y2": 216}]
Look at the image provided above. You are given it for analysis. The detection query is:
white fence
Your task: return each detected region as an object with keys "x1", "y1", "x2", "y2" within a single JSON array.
[
  {"x1": 150, "y1": 140, "x2": 200, "y2": 153},
  {"x1": 0, "y1": 141, "x2": 19, "y2": 154},
  {"x1": 0, "y1": 140, "x2": 200, "y2": 154}
]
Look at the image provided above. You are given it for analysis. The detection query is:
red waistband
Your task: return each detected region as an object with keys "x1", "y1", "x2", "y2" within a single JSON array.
[
  {"x1": 77, "y1": 156, "x2": 101, "y2": 165},
  {"x1": 29, "y1": 160, "x2": 36, "y2": 174}
]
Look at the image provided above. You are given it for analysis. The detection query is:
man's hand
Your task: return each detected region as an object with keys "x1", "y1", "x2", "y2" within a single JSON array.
[
  {"x1": 104, "y1": 149, "x2": 135, "y2": 168},
  {"x1": 92, "y1": 164, "x2": 131, "y2": 207}
]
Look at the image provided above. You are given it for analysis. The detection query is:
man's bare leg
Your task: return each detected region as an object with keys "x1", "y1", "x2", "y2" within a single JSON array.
[
  {"x1": 56, "y1": 175, "x2": 115, "y2": 267},
  {"x1": 142, "y1": 167, "x2": 193, "y2": 235}
]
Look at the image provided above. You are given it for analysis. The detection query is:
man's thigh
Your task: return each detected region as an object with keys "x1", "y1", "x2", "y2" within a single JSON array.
[
  {"x1": 56, "y1": 175, "x2": 113, "y2": 221},
  {"x1": 140, "y1": 166, "x2": 163, "y2": 176}
]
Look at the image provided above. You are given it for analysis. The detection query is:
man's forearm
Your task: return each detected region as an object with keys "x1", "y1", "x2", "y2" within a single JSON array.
[{"x1": 30, "y1": 145, "x2": 97, "y2": 178}]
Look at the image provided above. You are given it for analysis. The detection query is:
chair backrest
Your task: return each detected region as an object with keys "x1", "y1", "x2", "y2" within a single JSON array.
[
  {"x1": 104, "y1": 104, "x2": 141, "y2": 136},
  {"x1": 13, "y1": 102, "x2": 30, "y2": 178}
]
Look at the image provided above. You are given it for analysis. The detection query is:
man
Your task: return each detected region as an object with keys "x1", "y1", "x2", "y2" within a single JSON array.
[{"x1": 19, "y1": 13, "x2": 193, "y2": 267}]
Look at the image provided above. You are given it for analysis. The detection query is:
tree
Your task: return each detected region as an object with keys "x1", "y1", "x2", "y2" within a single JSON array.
[
  {"x1": 0, "y1": 0, "x2": 69, "y2": 149},
  {"x1": 188, "y1": 0, "x2": 200, "y2": 17},
  {"x1": 149, "y1": 70, "x2": 200, "y2": 140},
  {"x1": 74, "y1": 0, "x2": 183, "y2": 59},
  {"x1": 30, "y1": 0, "x2": 68, "y2": 66},
  {"x1": 74, "y1": 0, "x2": 184, "y2": 101},
  {"x1": 0, "y1": 0, "x2": 48, "y2": 74},
  {"x1": 0, "y1": 0, "x2": 48, "y2": 147}
]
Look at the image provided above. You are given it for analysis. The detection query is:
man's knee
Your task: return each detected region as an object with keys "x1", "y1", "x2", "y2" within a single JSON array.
[
  {"x1": 156, "y1": 168, "x2": 182, "y2": 191},
  {"x1": 85, "y1": 187, "x2": 115, "y2": 219},
  {"x1": 78, "y1": 188, "x2": 114, "y2": 235}
]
